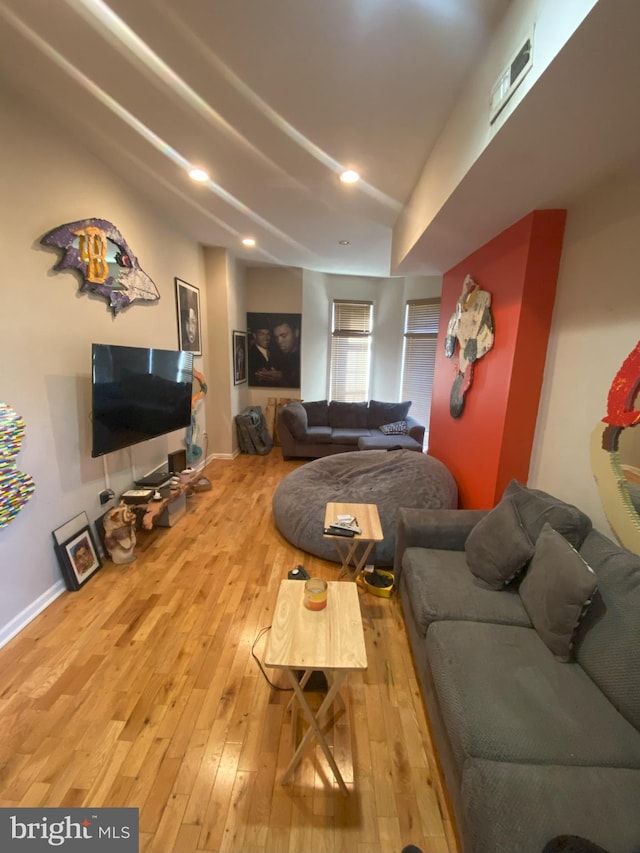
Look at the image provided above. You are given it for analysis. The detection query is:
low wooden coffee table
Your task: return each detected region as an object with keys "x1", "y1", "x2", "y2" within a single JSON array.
[
  {"x1": 264, "y1": 579, "x2": 367, "y2": 795},
  {"x1": 324, "y1": 501, "x2": 384, "y2": 580}
]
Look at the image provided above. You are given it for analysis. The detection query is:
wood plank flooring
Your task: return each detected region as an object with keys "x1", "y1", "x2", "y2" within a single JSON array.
[{"x1": 0, "y1": 452, "x2": 458, "y2": 853}]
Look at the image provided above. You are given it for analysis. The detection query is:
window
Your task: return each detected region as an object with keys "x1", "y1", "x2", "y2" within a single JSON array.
[
  {"x1": 400, "y1": 298, "x2": 440, "y2": 441},
  {"x1": 329, "y1": 300, "x2": 373, "y2": 401}
]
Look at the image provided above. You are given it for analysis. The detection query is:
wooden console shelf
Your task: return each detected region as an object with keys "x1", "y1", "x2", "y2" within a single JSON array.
[{"x1": 139, "y1": 481, "x2": 192, "y2": 530}]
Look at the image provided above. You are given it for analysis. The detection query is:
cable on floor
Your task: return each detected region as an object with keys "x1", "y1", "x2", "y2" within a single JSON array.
[{"x1": 251, "y1": 625, "x2": 293, "y2": 692}]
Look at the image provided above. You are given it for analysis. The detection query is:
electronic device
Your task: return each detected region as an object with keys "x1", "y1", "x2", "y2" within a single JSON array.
[
  {"x1": 168, "y1": 449, "x2": 187, "y2": 473},
  {"x1": 135, "y1": 470, "x2": 172, "y2": 488},
  {"x1": 121, "y1": 488, "x2": 154, "y2": 504},
  {"x1": 329, "y1": 520, "x2": 362, "y2": 534},
  {"x1": 323, "y1": 526, "x2": 355, "y2": 537},
  {"x1": 288, "y1": 565, "x2": 310, "y2": 580},
  {"x1": 91, "y1": 343, "x2": 194, "y2": 458}
]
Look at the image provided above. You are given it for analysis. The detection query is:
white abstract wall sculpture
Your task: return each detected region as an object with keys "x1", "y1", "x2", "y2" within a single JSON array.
[{"x1": 444, "y1": 275, "x2": 495, "y2": 418}]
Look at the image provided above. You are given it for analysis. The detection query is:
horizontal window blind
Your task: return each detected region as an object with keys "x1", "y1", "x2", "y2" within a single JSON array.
[
  {"x1": 330, "y1": 300, "x2": 373, "y2": 402},
  {"x1": 401, "y1": 299, "x2": 441, "y2": 441}
]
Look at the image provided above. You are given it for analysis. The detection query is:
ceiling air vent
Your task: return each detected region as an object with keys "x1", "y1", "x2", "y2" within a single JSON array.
[{"x1": 490, "y1": 33, "x2": 533, "y2": 124}]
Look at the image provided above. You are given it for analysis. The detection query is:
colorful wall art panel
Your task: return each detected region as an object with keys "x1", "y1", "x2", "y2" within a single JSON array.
[{"x1": 0, "y1": 402, "x2": 35, "y2": 527}]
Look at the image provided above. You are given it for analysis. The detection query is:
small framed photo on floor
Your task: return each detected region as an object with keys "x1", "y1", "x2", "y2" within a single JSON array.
[{"x1": 53, "y1": 511, "x2": 102, "y2": 591}]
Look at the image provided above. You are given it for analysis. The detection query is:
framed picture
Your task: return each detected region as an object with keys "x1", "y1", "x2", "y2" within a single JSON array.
[
  {"x1": 246, "y1": 312, "x2": 301, "y2": 388},
  {"x1": 175, "y1": 278, "x2": 202, "y2": 355},
  {"x1": 232, "y1": 330, "x2": 247, "y2": 385},
  {"x1": 53, "y1": 512, "x2": 102, "y2": 591}
]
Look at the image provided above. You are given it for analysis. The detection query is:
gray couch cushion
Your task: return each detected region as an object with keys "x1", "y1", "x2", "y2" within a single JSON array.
[
  {"x1": 302, "y1": 399, "x2": 328, "y2": 427},
  {"x1": 401, "y1": 547, "x2": 531, "y2": 637},
  {"x1": 427, "y1": 620, "x2": 640, "y2": 770},
  {"x1": 465, "y1": 496, "x2": 535, "y2": 590},
  {"x1": 520, "y1": 524, "x2": 598, "y2": 662},
  {"x1": 330, "y1": 427, "x2": 370, "y2": 445},
  {"x1": 574, "y1": 529, "x2": 640, "y2": 730},
  {"x1": 280, "y1": 401, "x2": 308, "y2": 440},
  {"x1": 367, "y1": 400, "x2": 411, "y2": 428},
  {"x1": 303, "y1": 426, "x2": 332, "y2": 443},
  {"x1": 504, "y1": 480, "x2": 592, "y2": 549},
  {"x1": 358, "y1": 433, "x2": 422, "y2": 452},
  {"x1": 328, "y1": 401, "x2": 368, "y2": 429},
  {"x1": 461, "y1": 759, "x2": 640, "y2": 853}
]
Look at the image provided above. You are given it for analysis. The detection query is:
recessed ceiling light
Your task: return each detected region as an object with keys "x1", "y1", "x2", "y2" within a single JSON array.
[
  {"x1": 339, "y1": 240, "x2": 350, "y2": 245},
  {"x1": 188, "y1": 167, "x2": 209, "y2": 182},
  {"x1": 339, "y1": 169, "x2": 360, "y2": 184},
  {"x1": 242, "y1": 237, "x2": 256, "y2": 247}
]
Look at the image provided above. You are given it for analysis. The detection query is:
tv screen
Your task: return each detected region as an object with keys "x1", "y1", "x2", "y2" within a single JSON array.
[{"x1": 91, "y1": 343, "x2": 194, "y2": 458}]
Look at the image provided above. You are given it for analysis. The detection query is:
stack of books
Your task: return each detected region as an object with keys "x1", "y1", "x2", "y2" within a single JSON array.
[{"x1": 328, "y1": 514, "x2": 362, "y2": 535}]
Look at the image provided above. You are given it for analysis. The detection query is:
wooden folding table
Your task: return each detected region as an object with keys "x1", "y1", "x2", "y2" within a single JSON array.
[
  {"x1": 323, "y1": 501, "x2": 384, "y2": 581},
  {"x1": 264, "y1": 579, "x2": 367, "y2": 795}
]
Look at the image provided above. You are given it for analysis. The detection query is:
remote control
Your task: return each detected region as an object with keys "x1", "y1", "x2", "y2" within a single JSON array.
[{"x1": 323, "y1": 526, "x2": 355, "y2": 537}]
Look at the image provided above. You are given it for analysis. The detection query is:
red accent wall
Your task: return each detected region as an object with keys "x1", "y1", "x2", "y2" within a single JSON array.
[{"x1": 428, "y1": 210, "x2": 567, "y2": 509}]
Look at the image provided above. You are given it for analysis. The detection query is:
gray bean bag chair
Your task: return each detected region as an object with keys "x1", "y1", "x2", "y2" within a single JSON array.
[{"x1": 272, "y1": 449, "x2": 458, "y2": 566}]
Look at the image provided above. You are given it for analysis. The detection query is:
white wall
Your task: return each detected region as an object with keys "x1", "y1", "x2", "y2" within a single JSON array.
[
  {"x1": 392, "y1": 0, "x2": 598, "y2": 268},
  {"x1": 0, "y1": 89, "x2": 205, "y2": 646},
  {"x1": 530, "y1": 167, "x2": 640, "y2": 539}
]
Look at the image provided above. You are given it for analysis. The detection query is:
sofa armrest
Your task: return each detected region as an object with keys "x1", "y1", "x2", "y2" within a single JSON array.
[
  {"x1": 393, "y1": 507, "x2": 488, "y2": 581},
  {"x1": 277, "y1": 405, "x2": 305, "y2": 459},
  {"x1": 405, "y1": 415, "x2": 425, "y2": 446}
]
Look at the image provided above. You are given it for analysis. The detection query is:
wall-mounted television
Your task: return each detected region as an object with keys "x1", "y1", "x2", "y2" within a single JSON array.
[{"x1": 91, "y1": 343, "x2": 194, "y2": 458}]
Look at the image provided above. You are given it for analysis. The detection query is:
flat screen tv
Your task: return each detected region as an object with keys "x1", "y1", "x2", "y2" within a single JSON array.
[{"x1": 91, "y1": 343, "x2": 194, "y2": 458}]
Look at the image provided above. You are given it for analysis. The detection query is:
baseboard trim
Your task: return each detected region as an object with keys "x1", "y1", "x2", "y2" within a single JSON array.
[{"x1": 0, "y1": 580, "x2": 67, "y2": 650}]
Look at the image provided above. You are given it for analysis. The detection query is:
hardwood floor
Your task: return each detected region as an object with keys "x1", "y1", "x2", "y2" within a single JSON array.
[{"x1": 0, "y1": 452, "x2": 457, "y2": 853}]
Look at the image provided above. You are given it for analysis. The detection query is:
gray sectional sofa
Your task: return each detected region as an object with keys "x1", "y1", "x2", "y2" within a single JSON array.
[
  {"x1": 278, "y1": 399, "x2": 425, "y2": 459},
  {"x1": 394, "y1": 480, "x2": 640, "y2": 853}
]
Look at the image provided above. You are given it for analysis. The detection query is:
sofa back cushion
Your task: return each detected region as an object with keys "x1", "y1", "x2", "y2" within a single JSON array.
[
  {"x1": 503, "y1": 480, "x2": 592, "y2": 548},
  {"x1": 519, "y1": 524, "x2": 598, "y2": 662},
  {"x1": 328, "y1": 401, "x2": 368, "y2": 429},
  {"x1": 367, "y1": 400, "x2": 411, "y2": 429},
  {"x1": 465, "y1": 496, "x2": 535, "y2": 590},
  {"x1": 280, "y1": 401, "x2": 308, "y2": 440},
  {"x1": 302, "y1": 399, "x2": 328, "y2": 427},
  {"x1": 574, "y1": 529, "x2": 640, "y2": 730}
]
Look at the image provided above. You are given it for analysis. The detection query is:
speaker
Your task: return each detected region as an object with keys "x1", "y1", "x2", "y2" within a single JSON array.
[{"x1": 167, "y1": 449, "x2": 187, "y2": 473}]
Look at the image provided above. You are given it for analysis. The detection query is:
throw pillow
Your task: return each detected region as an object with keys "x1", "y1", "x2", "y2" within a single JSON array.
[
  {"x1": 519, "y1": 523, "x2": 598, "y2": 662},
  {"x1": 302, "y1": 399, "x2": 328, "y2": 427},
  {"x1": 465, "y1": 497, "x2": 535, "y2": 590},
  {"x1": 379, "y1": 420, "x2": 409, "y2": 435},
  {"x1": 503, "y1": 479, "x2": 592, "y2": 549},
  {"x1": 280, "y1": 401, "x2": 308, "y2": 440},
  {"x1": 367, "y1": 400, "x2": 411, "y2": 429}
]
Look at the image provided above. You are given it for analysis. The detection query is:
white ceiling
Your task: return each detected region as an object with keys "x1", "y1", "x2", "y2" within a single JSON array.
[
  {"x1": 0, "y1": 0, "x2": 638, "y2": 277},
  {"x1": 0, "y1": 0, "x2": 510, "y2": 275}
]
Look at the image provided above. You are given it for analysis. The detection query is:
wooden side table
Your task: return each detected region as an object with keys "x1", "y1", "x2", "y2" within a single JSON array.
[
  {"x1": 323, "y1": 501, "x2": 384, "y2": 581},
  {"x1": 264, "y1": 579, "x2": 367, "y2": 795}
]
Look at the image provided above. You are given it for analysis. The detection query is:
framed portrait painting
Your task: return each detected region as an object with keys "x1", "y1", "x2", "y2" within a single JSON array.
[
  {"x1": 233, "y1": 330, "x2": 247, "y2": 385},
  {"x1": 246, "y1": 312, "x2": 301, "y2": 388},
  {"x1": 53, "y1": 511, "x2": 102, "y2": 591},
  {"x1": 175, "y1": 278, "x2": 202, "y2": 355}
]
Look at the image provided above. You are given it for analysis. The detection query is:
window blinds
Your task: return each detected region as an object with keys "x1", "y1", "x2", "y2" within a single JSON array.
[
  {"x1": 330, "y1": 300, "x2": 373, "y2": 402},
  {"x1": 401, "y1": 298, "x2": 441, "y2": 436}
]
